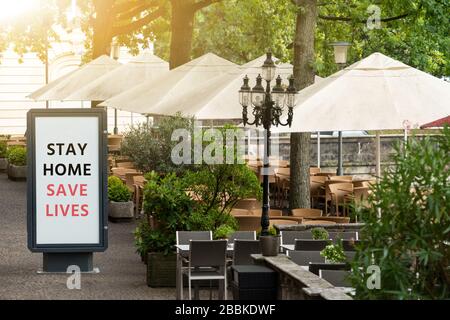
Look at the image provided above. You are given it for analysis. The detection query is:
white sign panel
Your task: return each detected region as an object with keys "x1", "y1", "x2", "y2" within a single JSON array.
[{"x1": 34, "y1": 116, "x2": 100, "y2": 245}]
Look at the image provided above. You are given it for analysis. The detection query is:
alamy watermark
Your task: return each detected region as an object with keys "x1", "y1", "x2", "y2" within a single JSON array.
[
  {"x1": 171, "y1": 122, "x2": 280, "y2": 169},
  {"x1": 66, "y1": 265, "x2": 81, "y2": 290},
  {"x1": 367, "y1": 5, "x2": 382, "y2": 30}
]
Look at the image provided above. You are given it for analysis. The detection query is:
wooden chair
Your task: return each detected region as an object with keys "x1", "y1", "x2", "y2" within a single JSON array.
[
  {"x1": 330, "y1": 175, "x2": 353, "y2": 181},
  {"x1": 133, "y1": 175, "x2": 146, "y2": 217},
  {"x1": 251, "y1": 209, "x2": 282, "y2": 217},
  {"x1": 274, "y1": 168, "x2": 290, "y2": 208},
  {"x1": 291, "y1": 208, "x2": 322, "y2": 218},
  {"x1": 230, "y1": 208, "x2": 252, "y2": 216},
  {"x1": 310, "y1": 167, "x2": 321, "y2": 176},
  {"x1": 325, "y1": 182, "x2": 353, "y2": 216},
  {"x1": 116, "y1": 161, "x2": 135, "y2": 169},
  {"x1": 234, "y1": 216, "x2": 262, "y2": 231},
  {"x1": 310, "y1": 176, "x2": 327, "y2": 208}
]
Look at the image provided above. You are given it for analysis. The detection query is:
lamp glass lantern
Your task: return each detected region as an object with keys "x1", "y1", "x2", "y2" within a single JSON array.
[
  {"x1": 286, "y1": 76, "x2": 297, "y2": 108},
  {"x1": 330, "y1": 41, "x2": 351, "y2": 65},
  {"x1": 251, "y1": 74, "x2": 265, "y2": 107},
  {"x1": 239, "y1": 75, "x2": 251, "y2": 107},
  {"x1": 271, "y1": 75, "x2": 285, "y2": 107},
  {"x1": 261, "y1": 52, "x2": 276, "y2": 82}
]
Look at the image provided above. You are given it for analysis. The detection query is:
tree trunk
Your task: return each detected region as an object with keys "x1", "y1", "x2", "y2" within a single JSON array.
[
  {"x1": 289, "y1": 0, "x2": 317, "y2": 210},
  {"x1": 169, "y1": 0, "x2": 196, "y2": 69},
  {"x1": 92, "y1": 0, "x2": 114, "y2": 59}
]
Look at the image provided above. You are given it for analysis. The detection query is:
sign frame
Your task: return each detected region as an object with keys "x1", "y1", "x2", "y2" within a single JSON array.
[{"x1": 27, "y1": 108, "x2": 108, "y2": 253}]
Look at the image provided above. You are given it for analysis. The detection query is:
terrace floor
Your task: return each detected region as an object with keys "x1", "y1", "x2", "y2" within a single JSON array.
[{"x1": 0, "y1": 173, "x2": 175, "y2": 300}]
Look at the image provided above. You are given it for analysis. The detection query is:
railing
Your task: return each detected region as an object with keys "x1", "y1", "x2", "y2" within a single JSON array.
[{"x1": 252, "y1": 254, "x2": 353, "y2": 300}]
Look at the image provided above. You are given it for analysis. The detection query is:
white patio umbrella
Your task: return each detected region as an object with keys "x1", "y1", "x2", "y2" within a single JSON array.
[
  {"x1": 273, "y1": 52, "x2": 450, "y2": 176},
  {"x1": 100, "y1": 53, "x2": 237, "y2": 114},
  {"x1": 27, "y1": 69, "x2": 78, "y2": 100},
  {"x1": 28, "y1": 55, "x2": 121, "y2": 101},
  {"x1": 66, "y1": 52, "x2": 169, "y2": 101}
]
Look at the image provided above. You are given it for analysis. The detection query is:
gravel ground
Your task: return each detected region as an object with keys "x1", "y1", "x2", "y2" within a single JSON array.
[{"x1": 0, "y1": 173, "x2": 176, "y2": 300}]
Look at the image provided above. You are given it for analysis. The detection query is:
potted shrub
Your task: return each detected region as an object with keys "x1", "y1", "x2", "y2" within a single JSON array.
[
  {"x1": 311, "y1": 227, "x2": 329, "y2": 240},
  {"x1": 214, "y1": 224, "x2": 235, "y2": 240},
  {"x1": 108, "y1": 176, "x2": 133, "y2": 221},
  {"x1": 320, "y1": 241, "x2": 346, "y2": 264},
  {"x1": 0, "y1": 140, "x2": 7, "y2": 172},
  {"x1": 7, "y1": 147, "x2": 27, "y2": 181},
  {"x1": 259, "y1": 226, "x2": 281, "y2": 257}
]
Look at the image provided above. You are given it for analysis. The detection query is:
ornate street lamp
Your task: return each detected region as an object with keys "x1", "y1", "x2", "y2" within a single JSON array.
[
  {"x1": 330, "y1": 42, "x2": 351, "y2": 176},
  {"x1": 239, "y1": 52, "x2": 297, "y2": 236}
]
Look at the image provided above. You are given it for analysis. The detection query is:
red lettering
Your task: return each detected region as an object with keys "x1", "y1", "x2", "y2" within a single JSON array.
[
  {"x1": 80, "y1": 184, "x2": 88, "y2": 196},
  {"x1": 81, "y1": 204, "x2": 89, "y2": 216},
  {"x1": 57, "y1": 184, "x2": 67, "y2": 197},
  {"x1": 47, "y1": 184, "x2": 55, "y2": 196}
]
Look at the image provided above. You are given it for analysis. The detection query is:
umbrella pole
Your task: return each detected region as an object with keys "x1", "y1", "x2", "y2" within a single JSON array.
[
  {"x1": 114, "y1": 108, "x2": 118, "y2": 135},
  {"x1": 375, "y1": 131, "x2": 381, "y2": 180},
  {"x1": 317, "y1": 131, "x2": 321, "y2": 168},
  {"x1": 337, "y1": 131, "x2": 343, "y2": 175}
]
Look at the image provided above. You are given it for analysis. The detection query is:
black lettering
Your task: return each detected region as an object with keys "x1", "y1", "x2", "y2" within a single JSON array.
[
  {"x1": 56, "y1": 143, "x2": 64, "y2": 155},
  {"x1": 43, "y1": 163, "x2": 53, "y2": 176},
  {"x1": 47, "y1": 144, "x2": 55, "y2": 156},
  {"x1": 78, "y1": 143, "x2": 87, "y2": 156},
  {"x1": 66, "y1": 143, "x2": 76, "y2": 155},
  {"x1": 68, "y1": 164, "x2": 81, "y2": 175},
  {"x1": 84, "y1": 164, "x2": 91, "y2": 176}
]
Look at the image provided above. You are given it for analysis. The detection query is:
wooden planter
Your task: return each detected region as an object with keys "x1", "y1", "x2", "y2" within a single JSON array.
[
  {"x1": 7, "y1": 164, "x2": 26, "y2": 181},
  {"x1": 0, "y1": 158, "x2": 7, "y2": 172},
  {"x1": 147, "y1": 252, "x2": 177, "y2": 287}
]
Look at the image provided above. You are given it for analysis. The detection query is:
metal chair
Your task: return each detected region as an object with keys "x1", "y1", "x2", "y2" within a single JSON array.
[
  {"x1": 328, "y1": 231, "x2": 358, "y2": 242},
  {"x1": 309, "y1": 262, "x2": 350, "y2": 276},
  {"x1": 184, "y1": 240, "x2": 228, "y2": 300},
  {"x1": 319, "y1": 269, "x2": 352, "y2": 287},
  {"x1": 287, "y1": 250, "x2": 325, "y2": 266},
  {"x1": 294, "y1": 239, "x2": 329, "y2": 251},
  {"x1": 280, "y1": 231, "x2": 313, "y2": 245},
  {"x1": 227, "y1": 231, "x2": 256, "y2": 244},
  {"x1": 233, "y1": 240, "x2": 261, "y2": 265},
  {"x1": 176, "y1": 231, "x2": 212, "y2": 300}
]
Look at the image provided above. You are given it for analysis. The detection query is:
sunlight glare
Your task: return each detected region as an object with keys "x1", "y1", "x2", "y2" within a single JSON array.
[{"x1": 0, "y1": 0, "x2": 37, "y2": 22}]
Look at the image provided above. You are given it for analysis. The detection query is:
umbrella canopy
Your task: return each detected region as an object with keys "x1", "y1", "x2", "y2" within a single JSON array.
[
  {"x1": 29, "y1": 55, "x2": 121, "y2": 101},
  {"x1": 66, "y1": 52, "x2": 169, "y2": 101},
  {"x1": 136, "y1": 55, "x2": 321, "y2": 120},
  {"x1": 274, "y1": 52, "x2": 450, "y2": 133},
  {"x1": 100, "y1": 53, "x2": 237, "y2": 114},
  {"x1": 421, "y1": 115, "x2": 450, "y2": 128},
  {"x1": 27, "y1": 69, "x2": 78, "y2": 100}
]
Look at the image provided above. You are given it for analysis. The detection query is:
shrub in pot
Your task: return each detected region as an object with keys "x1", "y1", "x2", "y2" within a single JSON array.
[
  {"x1": 311, "y1": 227, "x2": 329, "y2": 240},
  {"x1": 320, "y1": 241, "x2": 346, "y2": 264},
  {"x1": 0, "y1": 141, "x2": 7, "y2": 172},
  {"x1": 108, "y1": 176, "x2": 133, "y2": 221},
  {"x1": 7, "y1": 146, "x2": 27, "y2": 181},
  {"x1": 259, "y1": 227, "x2": 280, "y2": 257}
]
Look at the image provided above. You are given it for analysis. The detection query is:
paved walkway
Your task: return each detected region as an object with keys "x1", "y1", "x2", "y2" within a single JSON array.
[{"x1": 0, "y1": 173, "x2": 175, "y2": 299}]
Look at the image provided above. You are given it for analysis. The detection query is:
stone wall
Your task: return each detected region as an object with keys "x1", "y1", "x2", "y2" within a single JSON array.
[{"x1": 248, "y1": 134, "x2": 423, "y2": 176}]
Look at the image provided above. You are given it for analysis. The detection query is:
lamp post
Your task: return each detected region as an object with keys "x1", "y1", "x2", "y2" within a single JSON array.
[
  {"x1": 330, "y1": 42, "x2": 351, "y2": 176},
  {"x1": 239, "y1": 52, "x2": 297, "y2": 235},
  {"x1": 111, "y1": 41, "x2": 120, "y2": 135}
]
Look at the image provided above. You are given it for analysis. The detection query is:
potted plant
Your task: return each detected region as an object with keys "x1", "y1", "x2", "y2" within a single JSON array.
[
  {"x1": 0, "y1": 140, "x2": 7, "y2": 172},
  {"x1": 311, "y1": 227, "x2": 329, "y2": 240},
  {"x1": 259, "y1": 226, "x2": 281, "y2": 257},
  {"x1": 7, "y1": 146, "x2": 27, "y2": 180},
  {"x1": 320, "y1": 240, "x2": 346, "y2": 264},
  {"x1": 108, "y1": 176, "x2": 133, "y2": 221},
  {"x1": 214, "y1": 224, "x2": 235, "y2": 239}
]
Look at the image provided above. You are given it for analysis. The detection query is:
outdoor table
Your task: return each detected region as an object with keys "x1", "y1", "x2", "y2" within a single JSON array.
[
  {"x1": 175, "y1": 243, "x2": 234, "y2": 300},
  {"x1": 281, "y1": 244, "x2": 295, "y2": 251}
]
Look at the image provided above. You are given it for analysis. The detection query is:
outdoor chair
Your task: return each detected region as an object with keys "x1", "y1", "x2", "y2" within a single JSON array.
[
  {"x1": 310, "y1": 167, "x2": 321, "y2": 176},
  {"x1": 183, "y1": 240, "x2": 228, "y2": 300},
  {"x1": 227, "y1": 231, "x2": 256, "y2": 244},
  {"x1": 274, "y1": 168, "x2": 290, "y2": 208},
  {"x1": 291, "y1": 208, "x2": 322, "y2": 218},
  {"x1": 234, "y1": 216, "x2": 261, "y2": 231},
  {"x1": 319, "y1": 269, "x2": 352, "y2": 287},
  {"x1": 294, "y1": 239, "x2": 329, "y2": 251},
  {"x1": 326, "y1": 182, "x2": 354, "y2": 216},
  {"x1": 330, "y1": 175, "x2": 353, "y2": 181},
  {"x1": 342, "y1": 239, "x2": 362, "y2": 251},
  {"x1": 328, "y1": 231, "x2": 358, "y2": 242},
  {"x1": 176, "y1": 231, "x2": 212, "y2": 300},
  {"x1": 280, "y1": 231, "x2": 313, "y2": 245},
  {"x1": 310, "y1": 176, "x2": 327, "y2": 208},
  {"x1": 309, "y1": 262, "x2": 350, "y2": 276},
  {"x1": 251, "y1": 209, "x2": 282, "y2": 217},
  {"x1": 230, "y1": 208, "x2": 252, "y2": 216},
  {"x1": 132, "y1": 175, "x2": 146, "y2": 218},
  {"x1": 287, "y1": 250, "x2": 325, "y2": 266},
  {"x1": 232, "y1": 240, "x2": 261, "y2": 265}
]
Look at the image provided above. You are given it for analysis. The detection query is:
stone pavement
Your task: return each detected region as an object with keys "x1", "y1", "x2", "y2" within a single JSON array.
[{"x1": 0, "y1": 173, "x2": 175, "y2": 300}]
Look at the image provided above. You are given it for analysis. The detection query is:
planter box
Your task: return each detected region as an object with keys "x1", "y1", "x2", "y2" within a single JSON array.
[
  {"x1": 147, "y1": 252, "x2": 177, "y2": 287},
  {"x1": 0, "y1": 158, "x2": 7, "y2": 172},
  {"x1": 109, "y1": 201, "x2": 134, "y2": 221},
  {"x1": 7, "y1": 164, "x2": 26, "y2": 181},
  {"x1": 260, "y1": 236, "x2": 280, "y2": 257}
]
